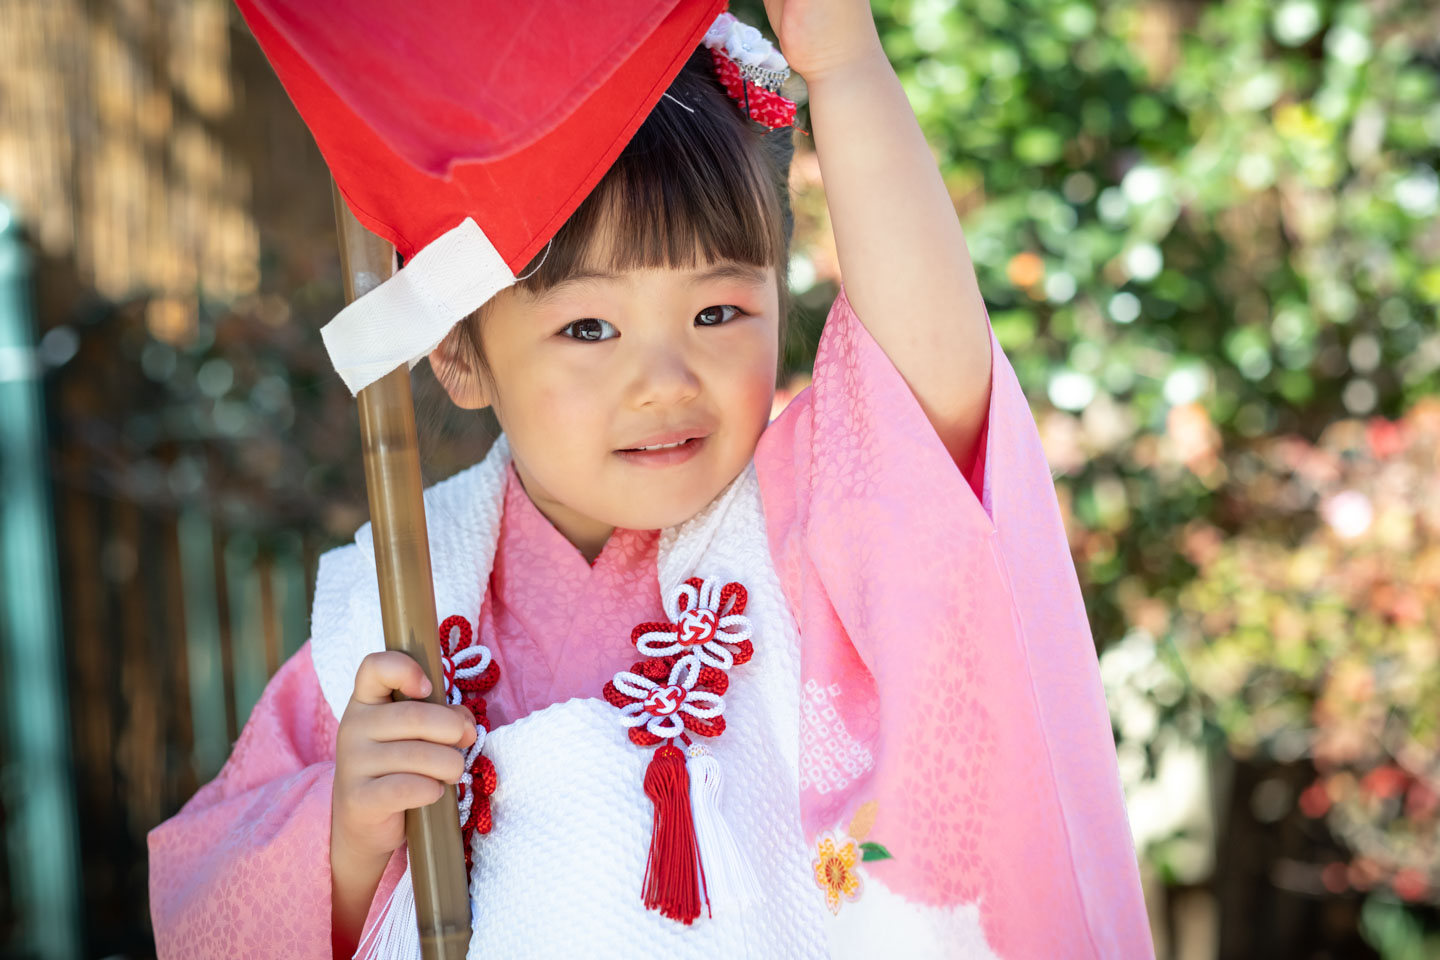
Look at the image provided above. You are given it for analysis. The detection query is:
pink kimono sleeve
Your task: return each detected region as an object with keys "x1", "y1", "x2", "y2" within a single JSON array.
[
  {"x1": 755, "y1": 287, "x2": 1151, "y2": 958},
  {"x1": 148, "y1": 642, "x2": 340, "y2": 959}
]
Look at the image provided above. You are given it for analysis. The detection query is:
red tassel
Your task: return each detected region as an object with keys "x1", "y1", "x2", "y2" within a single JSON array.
[{"x1": 641, "y1": 743, "x2": 704, "y2": 924}]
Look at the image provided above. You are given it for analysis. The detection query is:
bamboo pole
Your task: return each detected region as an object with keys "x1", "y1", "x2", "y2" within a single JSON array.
[{"x1": 332, "y1": 184, "x2": 471, "y2": 959}]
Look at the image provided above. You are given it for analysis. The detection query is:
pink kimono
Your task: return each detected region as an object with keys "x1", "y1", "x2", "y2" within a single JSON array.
[{"x1": 149, "y1": 288, "x2": 1151, "y2": 957}]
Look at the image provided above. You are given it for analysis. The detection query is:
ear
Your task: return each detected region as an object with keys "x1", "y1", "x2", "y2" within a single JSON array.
[{"x1": 428, "y1": 326, "x2": 492, "y2": 410}]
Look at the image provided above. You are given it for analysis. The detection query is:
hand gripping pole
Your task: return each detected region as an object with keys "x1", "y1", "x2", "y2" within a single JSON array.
[{"x1": 333, "y1": 183, "x2": 472, "y2": 960}]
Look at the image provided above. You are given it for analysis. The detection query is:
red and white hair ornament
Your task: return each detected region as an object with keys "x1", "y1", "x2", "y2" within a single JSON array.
[{"x1": 701, "y1": 11, "x2": 798, "y2": 130}]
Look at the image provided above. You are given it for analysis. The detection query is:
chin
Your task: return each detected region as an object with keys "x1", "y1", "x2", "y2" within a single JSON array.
[
  {"x1": 604, "y1": 476, "x2": 737, "y2": 532},
  {"x1": 608, "y1": 500, "x2": 708, "y2": 533}
]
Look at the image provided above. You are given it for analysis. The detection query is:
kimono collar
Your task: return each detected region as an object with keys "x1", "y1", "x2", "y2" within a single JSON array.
[{"x1": 312, "y1": 433, "x2": 756, "y2": 718}]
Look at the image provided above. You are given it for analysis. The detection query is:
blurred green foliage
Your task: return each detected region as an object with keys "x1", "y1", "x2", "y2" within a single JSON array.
[
  {"x1": 835, "y1": 0, "x2": 1436, "y2": 642},
  {"x1": 1172, "y1": 401, "x2": 1440, "y2": 905}
]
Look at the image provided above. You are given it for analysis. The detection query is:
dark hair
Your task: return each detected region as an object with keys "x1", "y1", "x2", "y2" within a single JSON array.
[{"x1": 452, "y1": 47, "x2": 795, "y2": 387}]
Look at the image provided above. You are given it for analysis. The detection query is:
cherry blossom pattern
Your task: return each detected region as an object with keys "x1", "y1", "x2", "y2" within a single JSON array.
[
  {"x1": 605, "y1": 653, "x2": 725, "y2": 746},
  {"x1": 811, "y1": 802, "x2": 894, "y2": 915},
  {"x1": 438, "y1": 614, "x2": 500, "y2": 870},
  {"x1": 812, "y1": 830, "x2": 864, "y2": 914}
]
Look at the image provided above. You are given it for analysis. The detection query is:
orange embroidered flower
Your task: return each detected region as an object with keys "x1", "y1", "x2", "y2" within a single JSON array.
[{"x1": 812, "y1": 830, "x2": 863, "y2": 914}]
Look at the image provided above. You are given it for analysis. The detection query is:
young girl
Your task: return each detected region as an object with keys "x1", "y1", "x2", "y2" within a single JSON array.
[{"x1": 150, "y1": 4, "x2": 1151, "y2": 958}]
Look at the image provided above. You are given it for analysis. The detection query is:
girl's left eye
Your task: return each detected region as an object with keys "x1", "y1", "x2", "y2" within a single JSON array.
[{"x1": 695, "y1": 304, "x2": 744, "y2": 326}]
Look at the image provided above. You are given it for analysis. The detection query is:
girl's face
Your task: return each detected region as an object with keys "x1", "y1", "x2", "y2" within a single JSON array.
[{"x1": 433, "y1": 256, "x2": 780, "y2": 559}]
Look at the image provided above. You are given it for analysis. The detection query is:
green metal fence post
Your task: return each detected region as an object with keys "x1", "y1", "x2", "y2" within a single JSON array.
[{"x1": 0, "y1": 199, "x2": 84, "y2": 957}]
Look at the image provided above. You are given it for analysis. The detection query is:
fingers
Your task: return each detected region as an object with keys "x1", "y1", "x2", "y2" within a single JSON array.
[
  {"x1": 451, "y1": 704, "x2": 479, "y2": 748},
  {"x1": 351, "y1": 740, "x2": 467, "y2": 785},
  {"x1": 333, "y1": 654, "x2": 485, "y2": 863},
  {"x1": 356, "y1": 773, "x2": 448, "y2": 814},
  {"x1": 351, "y1": 699, "x2": 470, "y2": 745},
  {"x1": 335, "y1": 653, "x2": 483, "y2": 841},
  {"x1": 350, "y1": 651, "x2": 433, "y2": 706}
]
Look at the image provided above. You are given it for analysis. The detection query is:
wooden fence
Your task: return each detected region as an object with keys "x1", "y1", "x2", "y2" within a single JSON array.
[
  {"x1": 1, "y1": 2, "x2": 364, "y2": 954},
  {"x1": 49, "y1": 448, "x2": 317, "y2": 957}
]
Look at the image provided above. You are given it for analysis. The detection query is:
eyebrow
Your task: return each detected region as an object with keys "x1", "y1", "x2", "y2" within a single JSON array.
[{"x1": 529, "y1": 261, "x2": 769, "y2": 304}]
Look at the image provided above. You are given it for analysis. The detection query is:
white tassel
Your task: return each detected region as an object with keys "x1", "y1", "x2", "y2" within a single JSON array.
[
  {"x1": 686, "y1": 745, "x2": 761, "y2": 915},
  {"x1": 354, "y1": 865, "x2": 422, "y2": 960}
]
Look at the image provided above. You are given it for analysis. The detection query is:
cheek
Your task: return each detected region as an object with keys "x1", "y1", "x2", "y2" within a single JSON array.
[
  {"x1": 524, "y1": 376, "x2": 606, "y2": 442},
  {"x1": 739, "y1": 324, "x2": 781, "y2": 403},
  {"x1": 708, "y1": 326, "x2": 778, "y2": 438},
  {"x1": 493, "y1": 361, "x2": 601, "y2": 451},
  {"x1": 737, "y1": 360, "x2": 777, "y2": 416}
]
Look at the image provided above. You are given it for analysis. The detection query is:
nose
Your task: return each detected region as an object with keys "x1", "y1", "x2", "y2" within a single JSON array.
[{"x1": 627, "y1": 334, "x2": 702, "y2": 408}]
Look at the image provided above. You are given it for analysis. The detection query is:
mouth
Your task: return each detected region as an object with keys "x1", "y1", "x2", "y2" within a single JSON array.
[
  {"x1": 625, "y1": 439, "x2": 693, "y2": 452},
  {"x1": 614, "y1": 433, "x2": 709, "y2": 466},
  {"x1": 616, "y1": 427, "x2": 711, "y2": 452}
]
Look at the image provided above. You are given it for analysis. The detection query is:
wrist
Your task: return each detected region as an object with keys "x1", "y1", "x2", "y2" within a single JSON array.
[
  {"x1": 798, "y1": 44, "x2": 892, "y2": 96},
  {"x1": 330, "y1": 826, "x2": 393, "y2": 954},
  {"x1": 331, "y1": 821, "x2": 394, "y2": 877}
]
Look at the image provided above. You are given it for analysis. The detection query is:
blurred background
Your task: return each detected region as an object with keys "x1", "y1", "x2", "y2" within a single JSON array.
[{"x1": 0, "y1": 0, "x2": 1437, "y2": 956}]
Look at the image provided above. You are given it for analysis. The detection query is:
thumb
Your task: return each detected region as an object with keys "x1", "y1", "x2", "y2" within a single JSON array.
[{"x1": 350, "y1": 650, "x2": 434, "y2": 706}]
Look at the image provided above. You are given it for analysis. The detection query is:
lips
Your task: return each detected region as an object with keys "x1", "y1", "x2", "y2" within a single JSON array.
[{"x1": 617, "y1": 427, "x2": 711, "y2": 451}]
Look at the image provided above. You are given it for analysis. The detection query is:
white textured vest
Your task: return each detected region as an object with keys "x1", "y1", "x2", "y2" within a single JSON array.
[{"x1": 310, "y1": 436, "x2": 831, "y2": 958}]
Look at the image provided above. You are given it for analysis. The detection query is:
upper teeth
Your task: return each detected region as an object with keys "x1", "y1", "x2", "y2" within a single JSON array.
[{"x1": 635, "y1": 440, "x2": 688, "y2": 450}]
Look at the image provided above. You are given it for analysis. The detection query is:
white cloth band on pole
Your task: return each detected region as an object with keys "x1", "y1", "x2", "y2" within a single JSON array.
[{"x1": 320, "y1": 217, "x2": 516, "y2": 395}]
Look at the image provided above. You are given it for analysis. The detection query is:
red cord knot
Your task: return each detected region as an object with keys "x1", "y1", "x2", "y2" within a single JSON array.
[
  {"x1": 632, "y1": 577, "x2": 754, "y2": 670},
  {"x1": 438, "y1": 613, "x2": 498, "y2": 872},
  {"x1": 643, "y1": 684, "x2": 688, "y2": 717},
  {"x1": 610, "y1": 654, "x2": 724, "y2": 742}
]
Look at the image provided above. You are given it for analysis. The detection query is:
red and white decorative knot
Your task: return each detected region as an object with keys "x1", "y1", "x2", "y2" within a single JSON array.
[
  {"x1": 437, "y1": 615, "x2": 500, "y2": 870},
  {"x1": 599, "y1": 574, "x2": 759, "y2": 925},
  {"x1": 644, "y1": 684, "x2": 687, "y2": 717},
  {"x1": 638, "y1": 576, "x2": 755, "y2": 670},
  {"x1": 439, "y1": 621, "x2": 493, "y2": 706},
  {"x1": 612, "y1": 654, "x2": 724, "y2": 740}
]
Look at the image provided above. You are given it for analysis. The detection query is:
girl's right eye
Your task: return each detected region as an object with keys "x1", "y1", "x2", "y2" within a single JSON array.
[{"x1": 559, "y1": 318, "x2": 618, "y2": 342}]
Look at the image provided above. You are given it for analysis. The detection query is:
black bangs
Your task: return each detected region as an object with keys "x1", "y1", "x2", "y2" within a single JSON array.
[
  {"x1": 511, "y1": 48, "x2": 791, "y2": 292},
  {"x1": 447, "y1": 48, "x2": 796, "y2": 390}
]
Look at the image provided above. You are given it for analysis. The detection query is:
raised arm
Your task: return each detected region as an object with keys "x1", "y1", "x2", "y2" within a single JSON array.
[{"x1": 764, "y1": 0, "x2": 993, "y2": 472}]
